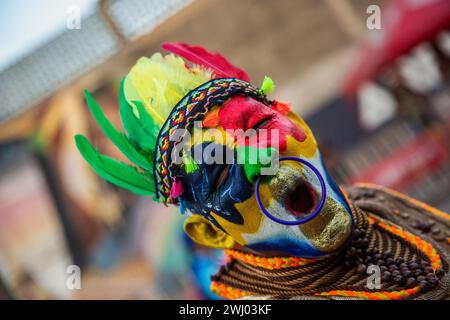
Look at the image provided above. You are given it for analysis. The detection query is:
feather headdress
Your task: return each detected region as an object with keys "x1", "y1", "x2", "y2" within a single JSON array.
[{"x1": 75, "y1": 43, "x2": 272, "y2": 203}]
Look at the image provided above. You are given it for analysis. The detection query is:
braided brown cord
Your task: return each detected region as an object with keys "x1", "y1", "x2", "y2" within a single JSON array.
[
  {"x1": 211, "y1": 196, "x2": 449, "y2": 299},
  {"x1": 213, "y1": 205, "x2": 368, "y2": 295}
]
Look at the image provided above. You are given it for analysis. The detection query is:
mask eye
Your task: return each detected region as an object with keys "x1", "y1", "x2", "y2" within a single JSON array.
[
  {"x1": 252, "y1": 118, "x2": 271, "y2": 130},
  {"x1": 215, "y1": 165, "x2": 230, "y2": 189}
]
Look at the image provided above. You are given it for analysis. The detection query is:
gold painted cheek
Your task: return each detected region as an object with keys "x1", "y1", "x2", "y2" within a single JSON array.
[
  {"x1": 299, "y1": 197, "x2": 352, "y2": 253},
  {"x1": 210, "y1": 185, "x2": 270, "y2": 246},
  {"x1": 268, "y1": 164, "x2": 302, "y2": 200}
]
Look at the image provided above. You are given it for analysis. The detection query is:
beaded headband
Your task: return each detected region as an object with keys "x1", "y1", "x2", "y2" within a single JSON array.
[{"x1": 153, "y1": 77, "x2": 271, "y2": 204}]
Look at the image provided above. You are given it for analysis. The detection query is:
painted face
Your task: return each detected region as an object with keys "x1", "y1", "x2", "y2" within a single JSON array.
[{"x1": 180, "y1": 96, "x2": 353, "y2": 258}]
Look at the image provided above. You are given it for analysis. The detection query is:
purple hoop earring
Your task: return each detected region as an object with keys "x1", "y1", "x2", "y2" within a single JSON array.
[{"x1": 255, "y1": 156, "x2": 326, "y2": 225}]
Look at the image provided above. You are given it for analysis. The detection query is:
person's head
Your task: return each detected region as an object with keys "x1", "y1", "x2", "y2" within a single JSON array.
[{"x1": 76, "y1": 43, "x2": 352, "y2": 258}]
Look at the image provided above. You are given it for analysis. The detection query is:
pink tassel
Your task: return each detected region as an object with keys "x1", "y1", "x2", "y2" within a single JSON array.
[{"x1": 171, "y1": 177, "x2": 183, "y2": 199}]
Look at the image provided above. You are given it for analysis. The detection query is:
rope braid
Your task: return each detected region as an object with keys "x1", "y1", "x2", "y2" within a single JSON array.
[{"x1": 211, "y1": 192, "x2": 449, "y2": 300}]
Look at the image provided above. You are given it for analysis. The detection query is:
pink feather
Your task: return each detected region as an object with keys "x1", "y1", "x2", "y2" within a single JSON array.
[{"x1": 162, "y1": 42, "x2": 250, "y2": 81}]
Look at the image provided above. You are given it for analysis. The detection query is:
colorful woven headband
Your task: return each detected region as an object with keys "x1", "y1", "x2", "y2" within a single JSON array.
[
  {"x1": 154, "y1": 77, "x2": 271, "y2": 204},
  {"x1": 75, "y1": 46, "x2": 278, "y2": 205}
]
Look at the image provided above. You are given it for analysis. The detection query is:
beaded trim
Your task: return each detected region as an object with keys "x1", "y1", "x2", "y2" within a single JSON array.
[
  {"x1": 317, "y1": 214, "x2": 444, "y2": 300},
  {"x1": 369, "y1": 215, "x2": 442, "y2": 271},
  {"x1": 153, "y1": 78, "x2": 270, "y2": 203}
]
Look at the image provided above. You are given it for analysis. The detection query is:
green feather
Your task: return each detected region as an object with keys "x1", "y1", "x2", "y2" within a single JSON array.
[
  {"x1": 119, "y1": 79, "x2": 159, "y2": 155},
  {"x1": 75, "y1": 134, "x2": 156, "y2": 196},
  {"x1": 84, "y1": 89, "x2": 151, "y2": 171}
]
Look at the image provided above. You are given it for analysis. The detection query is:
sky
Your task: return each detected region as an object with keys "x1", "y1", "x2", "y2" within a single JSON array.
[{"x1": 0, "y1": 0, "x2": 98, "y2": 71}]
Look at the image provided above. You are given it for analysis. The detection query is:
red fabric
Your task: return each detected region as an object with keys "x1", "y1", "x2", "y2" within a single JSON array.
[
  {"x1": 162, "y1": 42, "x2": 251, "y2": 81},
  {"x1": 344, "y1": 0, "x2": 450, "y2": 96},
  {"x1": 218, "y1": 96, "x2": 306, "y2": 151}
]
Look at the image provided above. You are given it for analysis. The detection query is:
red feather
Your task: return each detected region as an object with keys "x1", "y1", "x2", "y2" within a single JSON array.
[{"x1": 162, "y1": 42, "x2": 250, "y2": 81}]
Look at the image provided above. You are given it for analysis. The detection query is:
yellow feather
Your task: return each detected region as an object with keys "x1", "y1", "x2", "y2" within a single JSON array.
[{"x1": 124, "y1": 53, "x2": 212, "y2": 126}]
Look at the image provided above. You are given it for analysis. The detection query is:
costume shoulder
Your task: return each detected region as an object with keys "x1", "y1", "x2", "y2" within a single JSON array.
[
  {"x1": 346, "y1": 183, "x2": 450, "y2": 231},
  {"x1": 347, "y1": 183, "x2": 450, "y2": 300}
]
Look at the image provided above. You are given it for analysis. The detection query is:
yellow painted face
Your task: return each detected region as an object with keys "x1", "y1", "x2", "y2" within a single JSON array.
[{"x1": 181, "y1": 96, "x2": 352, "y2": 258}]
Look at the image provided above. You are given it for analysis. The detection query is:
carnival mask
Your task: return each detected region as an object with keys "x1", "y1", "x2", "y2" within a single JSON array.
[{"x1": 76, "y1": 43, "x2": 353, "y2": 258}]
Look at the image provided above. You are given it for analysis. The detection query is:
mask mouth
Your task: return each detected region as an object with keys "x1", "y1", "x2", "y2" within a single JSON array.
[
  {"x1": 256, "y1": 156, "x2": 326, "y2": 225},
  {"x1": 285, "y1": 180, "x2": 318, "y2": 219}
]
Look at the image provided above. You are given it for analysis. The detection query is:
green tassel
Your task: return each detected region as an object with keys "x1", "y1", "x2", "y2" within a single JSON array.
[
  {"x1": 259, "y1": 76, "x2": 275, "y2": 95},
  {"x1": 74, "y1": 135, "x2": 156, "y2": 196},
  {"x1": 237, "y1": 146, "x2": 275, "y2": 183},
  {"x1": 184, "y1": 155, "x2": 199, "y2": 174}
]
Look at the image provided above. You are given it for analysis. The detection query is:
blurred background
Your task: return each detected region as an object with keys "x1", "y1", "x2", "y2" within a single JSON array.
[{"x1": 0, "y1": 0, "x2": 449, "y2": 299}]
